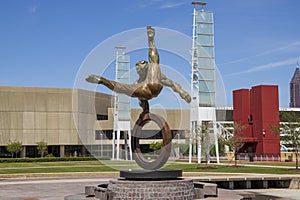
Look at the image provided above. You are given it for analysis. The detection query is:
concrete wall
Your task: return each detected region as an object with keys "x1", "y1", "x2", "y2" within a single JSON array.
[
  {"x1": 98, "y1": 108, "x2": 190, "y2": 131},
  {"x1": 0, "y1": 86, "x2": 190, "y2": 148},
  {"x1": 0, "y1": 86, "x2": 112, "y2": 146}
]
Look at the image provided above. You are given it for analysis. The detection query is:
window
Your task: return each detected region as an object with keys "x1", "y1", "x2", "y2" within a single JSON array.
[{"x1": 96, "y1": 115, "x2": 108, "y2": 120}]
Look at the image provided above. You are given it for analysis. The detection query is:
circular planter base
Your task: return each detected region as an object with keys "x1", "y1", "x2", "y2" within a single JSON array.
[{"x1": 108, "y1": 178, "x2": 194, "y2": 199}]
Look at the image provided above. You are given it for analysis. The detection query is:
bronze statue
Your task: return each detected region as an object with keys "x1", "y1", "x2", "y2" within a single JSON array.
[
  {"x1": 86, "y1": 26, "x2": 191, "y2": 112},
  {"x1": 86, "y1": 26, "x2": 190, "y2": 170}
]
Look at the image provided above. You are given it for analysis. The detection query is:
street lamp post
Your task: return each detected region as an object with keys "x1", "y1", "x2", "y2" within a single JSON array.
[{"x1": 100, "y1": 132, "x2": 103, "y2": 157}]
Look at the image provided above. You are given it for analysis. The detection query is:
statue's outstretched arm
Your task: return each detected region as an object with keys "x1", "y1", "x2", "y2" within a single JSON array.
[{"x1": 161, "y1": 74, "x2": 191, "y2": 103}]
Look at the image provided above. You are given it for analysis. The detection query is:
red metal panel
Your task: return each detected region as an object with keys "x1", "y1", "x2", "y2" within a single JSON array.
[
  {"x1": 233, "y1": 89, "x2": 252, "y2": 138},
  {"x1": 251, "y1": 85, "x2": 280, "y2": 155},
  {"x1": 233, "y1": 85, "x2": 280, "y2": 155}
]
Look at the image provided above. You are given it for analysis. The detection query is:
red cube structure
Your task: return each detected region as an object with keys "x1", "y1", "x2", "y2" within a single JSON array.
[{"x1": 233, "y1": 85, "x2": 280, "y2": 155}]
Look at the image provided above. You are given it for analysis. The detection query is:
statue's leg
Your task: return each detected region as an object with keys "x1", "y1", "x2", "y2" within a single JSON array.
[
  {"x1": 87, "y1": 74, "x2": 156, "y2": 100},
  {"x1": 145, "y1": 26, "x2": 162, "y2": 96},
  {"x1": 100, "y1": 76, "x2": 141, "y2": 97}
]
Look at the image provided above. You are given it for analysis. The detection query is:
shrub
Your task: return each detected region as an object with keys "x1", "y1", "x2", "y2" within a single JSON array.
[{"x1": 0, "y1": 156, "x2": 110, "y2": 163}]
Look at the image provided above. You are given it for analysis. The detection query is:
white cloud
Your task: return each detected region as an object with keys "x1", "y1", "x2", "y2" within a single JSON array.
[
  {"x1": 139, "y1": 0, "x2": 185, "y2": 9},
  {"x1": 220, "y1": 41, "x2": 300, "y2": 66},
  {"x1": 227, "y1": 57, "x2": 299, "y2": 76},
  {"x1": 159, "y1": 2, "x2": 186, "y2": 9}
]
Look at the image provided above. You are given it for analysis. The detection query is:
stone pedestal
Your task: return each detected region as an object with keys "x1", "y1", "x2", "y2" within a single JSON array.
[
  {"x1": 67, "y1": 170, "x2": 196, "y2": 199},
  {"x1": 107, "y1": 178, "x2": 194, "y2": 200},
  {"x1": 85, "y1": 170, "x2": 195, "y2": 199}
]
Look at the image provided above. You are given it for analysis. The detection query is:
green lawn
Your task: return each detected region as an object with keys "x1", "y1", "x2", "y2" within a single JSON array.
[
  {"x1": 176, "y1": 159, "x2": 296, "y2": 167},
  {"x1": 1, "y1": 160, "x2": 300, "y2": 175},
  {"x1": 164, "y1": 163, "x2": 300, "y2": 174},
  {"x1": 0, "y1": 161, "x2": 112, "y2": 174},
  {"x1": 225, "y1": 161, "x2": 296, "y2": 167}
]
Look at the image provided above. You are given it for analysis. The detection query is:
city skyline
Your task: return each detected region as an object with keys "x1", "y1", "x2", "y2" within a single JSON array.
[{"x1": 1, "y1": 0, "x2": 300, "y2": 107}]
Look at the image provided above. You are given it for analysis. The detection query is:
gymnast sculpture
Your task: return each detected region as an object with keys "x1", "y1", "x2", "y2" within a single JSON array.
[
  {"x1": 86, "y1": 26, "x2": 190, "y2": 170},
  {"x1": 86, "y1": 26, "x2": 191, "y2": 112}
]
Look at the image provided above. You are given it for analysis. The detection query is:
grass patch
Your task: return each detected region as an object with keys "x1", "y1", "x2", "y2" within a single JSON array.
[
  {"x1": 175, "y1": 160, "x2": 297, "y2": 167},
  {"x1": 1, "y1": 160, "x2": 300, "y2": 175},
  {"x1": 0, "y1": 161, "x2": 116, "y2": 174},
  {"x1": 164, "y1": 163, "x2": 300, "y2": 174},
  {"x1": 0, "y1": 165, "x2": 116, "y2": 174}
]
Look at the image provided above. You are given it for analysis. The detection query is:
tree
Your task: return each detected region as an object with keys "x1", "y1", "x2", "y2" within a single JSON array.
[
  {"x1": 270, "y1": 111, "x2": 300, "y2": 170},
  {"x1": 192, "y1": 122, "x2": 211, "y2": 164},
  {"x1": 227, "y1": 122, "x2": 247, "y2": 167},
  {"x1": 149, "y1": 141, "x2": 163, "y2": 151},
  {"x1": 36, "y1": 140, "x2": 48, "y2": 157},
  {"x1": 6, "y1": 140, "x2": 22, "y2": 158},
  {"x1": 199, "y1": 122, "x2": 211, "y2": 164}
]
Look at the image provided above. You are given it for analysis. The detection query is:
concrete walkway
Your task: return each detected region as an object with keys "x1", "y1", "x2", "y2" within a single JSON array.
[
  {"x1": 1, "y1": 172, "x2": 300, "y2": 199},
  {"x1": 0, "y1": 176, "x2": 108, "y2": 200},
  {"x1": 215, "y1": 162, "x2": 297, "y2": 169}
]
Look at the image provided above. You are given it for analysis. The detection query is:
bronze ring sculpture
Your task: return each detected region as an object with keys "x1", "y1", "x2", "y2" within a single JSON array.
[
  {"x1": 131, "y1": 102, "x2": 172, "y2": 170},
  {"x1": 86, "y1": 26, "x2": 191, "y2": 170}
]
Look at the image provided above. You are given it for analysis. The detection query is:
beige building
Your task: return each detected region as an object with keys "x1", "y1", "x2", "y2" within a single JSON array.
[{"x1": 0, "y1": 86, "x2": 190, "y2": 158}]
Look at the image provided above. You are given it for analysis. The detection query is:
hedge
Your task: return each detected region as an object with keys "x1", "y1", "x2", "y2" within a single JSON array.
[{"x1": 0, "y1": 156, "x2": 110, "y2": 163}]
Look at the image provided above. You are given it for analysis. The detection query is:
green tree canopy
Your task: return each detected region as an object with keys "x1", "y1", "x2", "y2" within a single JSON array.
[
  {"x1": 271, "y1": 111, "x2": 300, "y2": 170},
  {"x1": 6, "y1": 140, "x2": 22, "y2": 158},
  {"x1": 36, "y1": 140, "x2": 48, "y2": 157}
]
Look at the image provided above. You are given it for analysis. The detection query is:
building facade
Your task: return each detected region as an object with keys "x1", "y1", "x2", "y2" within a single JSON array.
[
  {"x1": 233, "y1": 85, "x2": 280, "y2": 156},
  {"x1": 290, "y1": 62, "x2": 300, "y2": 108},
  {"x1": 0, "y1": 85, "x2": 299, "y2": 159},
  {"x1": 0, "y1": 86, "x2": 191, "y2": 158},
  {"x1": 0, "y1": 86, "x2": 112, "y2": 157}
]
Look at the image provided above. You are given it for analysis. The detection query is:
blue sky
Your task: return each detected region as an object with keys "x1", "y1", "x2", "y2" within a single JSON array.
[{"x1": 1, "y1": 0, "x2": 300, "y2": 107}]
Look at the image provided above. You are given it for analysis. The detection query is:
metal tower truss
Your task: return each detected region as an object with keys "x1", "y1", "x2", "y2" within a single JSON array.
[{"x1": 189, "y1": 3, "x2": 219, "y2": 164}]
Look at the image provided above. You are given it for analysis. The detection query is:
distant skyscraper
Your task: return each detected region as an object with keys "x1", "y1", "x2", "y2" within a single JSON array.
[{"x1": 290, "y1": 62, "x2": 300, "y2": 108}]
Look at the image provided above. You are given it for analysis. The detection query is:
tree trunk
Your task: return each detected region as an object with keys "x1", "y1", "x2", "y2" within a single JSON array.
[
  {"x1": 296, "y1": 151, "x2": 299, "y2": 170},
  {"x1": 235, "y1": 152, "x2": 237, "y2": 167}
]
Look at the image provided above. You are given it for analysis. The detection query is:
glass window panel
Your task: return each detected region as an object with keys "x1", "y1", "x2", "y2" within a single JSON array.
[
  {"x1": 118, "y1": 112, "x2": 130, "y2": 120},
  {"x1": 118, "y1": 95, "x2": 129, "y2": 102},
  {"x1": 118, "y1": 62, "x2": 130, "y2": 70},
  {"x1": 196, "y1": 11, "x2": 213, "y2": 23},
  {"x1": 118, "y1": 103, "x2": 130, "y2": 111},
  {"x1": 117, "y1": 71, "x2": 130, "y2": 80},
  {"x1": 117, "y1": 54, "x2": 130, "y2": 63},
  {"x1": 196, "y1": 23, "x2": 213, "y2": 34},
  {"x1": 199, "y1": 81, "x2": 215, "y2": 92},
  {"x1": 196, "y1": 35, "x2": 214, "y2": 46},
  {"x1": 198, "y1": 46, "x2": 214, "y2": 57},
  {"x1": 198, "y1": 58, "x2": 215, "y2": 69},
  {"x1": 199, "y1": 93, "x2": 215, "y2": 107},
  {"x1": 199, "y1": 70, "x2": 215, "y2": 80}
]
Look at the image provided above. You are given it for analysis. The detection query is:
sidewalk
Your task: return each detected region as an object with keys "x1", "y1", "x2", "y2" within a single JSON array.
[
  {"x1": 1, "y1": 173, "x2": 300, "y2": 200},
  {"x1": 2, "y1": 171, "x2": 300, "y2": 181}
]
